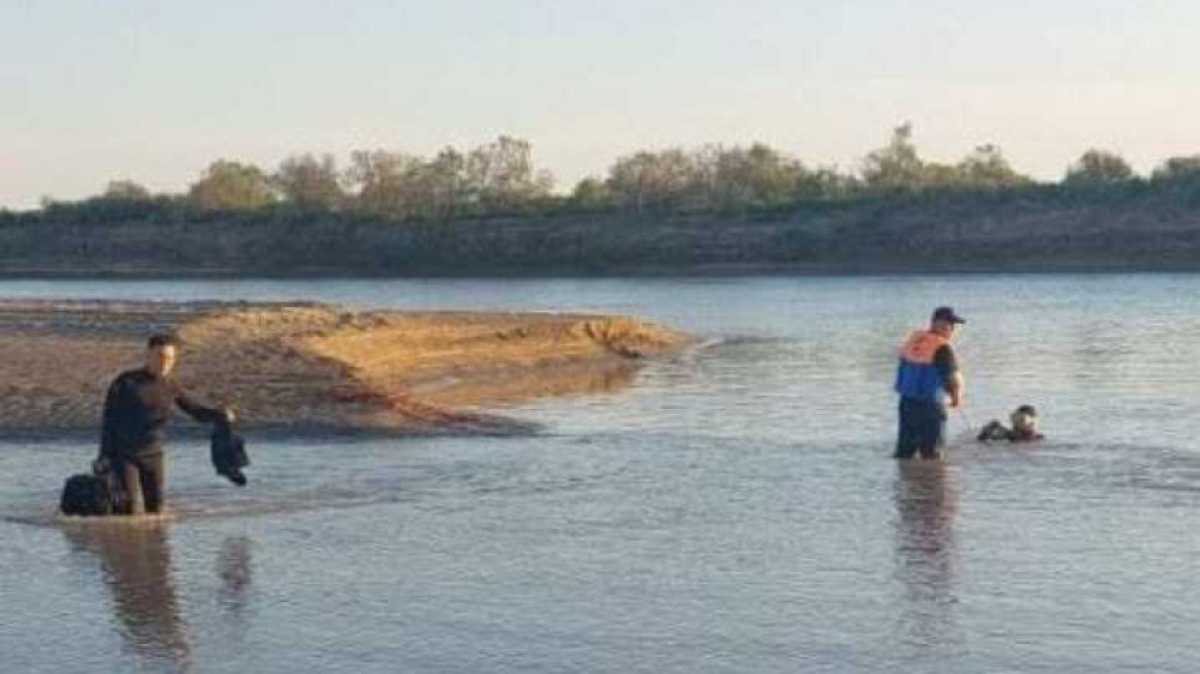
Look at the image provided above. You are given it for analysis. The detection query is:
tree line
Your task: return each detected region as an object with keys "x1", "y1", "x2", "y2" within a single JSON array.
[{"x1": 10, "y1": 125, "x2": 1200, "y2": 226}]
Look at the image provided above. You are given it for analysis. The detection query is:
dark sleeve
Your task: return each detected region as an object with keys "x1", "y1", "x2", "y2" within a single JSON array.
[
  {"x1": 98, "y1": 377, "x2": 123, "y2": 458},
  {"x1": 174, "y1": 384, "x2": 225, "y2": 424},
  {"x1": 933, "y1": 345, "x2": 958, "y2": 381}
]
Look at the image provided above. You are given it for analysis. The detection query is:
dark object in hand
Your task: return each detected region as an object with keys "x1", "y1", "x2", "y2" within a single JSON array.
[{"x1": 211, "y1": 418, "x2": 250, "y2": 486}]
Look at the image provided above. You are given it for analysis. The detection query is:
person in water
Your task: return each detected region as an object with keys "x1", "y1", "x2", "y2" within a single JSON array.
[
  {"x1": 893, "y1": 306, "x2": 966, "y2": 460},
  {"x1": 96, "y1": 333, "x2": 234, "y2": 515},
  {"x1": 977, "y1": 405, "x2": 1043, "y2": 443}
]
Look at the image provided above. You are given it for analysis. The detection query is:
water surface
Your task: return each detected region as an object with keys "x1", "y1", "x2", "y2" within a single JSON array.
[{"x1": 2, "y1": 274, "x2": 1199, "y2": 672}]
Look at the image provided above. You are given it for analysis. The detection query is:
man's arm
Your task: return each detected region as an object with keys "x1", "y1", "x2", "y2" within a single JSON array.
[
  {"x1": 175, "y1": 385, "x2": 229, "y2": 424},
  {"x1": 934, "y1": 345, "x2": 964, "y2": 408}
]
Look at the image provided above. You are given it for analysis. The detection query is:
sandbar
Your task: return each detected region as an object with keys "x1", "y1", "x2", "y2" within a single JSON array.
[{"x1": 0, "y1": 300, "x2": 689, "y2": 438}]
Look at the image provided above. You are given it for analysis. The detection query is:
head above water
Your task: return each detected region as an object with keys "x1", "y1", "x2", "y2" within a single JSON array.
[
  {"x1": 1010, "y1": 405, "x2": 1039, "y2": 434},
  {"x1": 930, "y1": 306, "x2": 966, "y2": 338},
  {"x1": 145, "y1": 333, "x2": 181, "y2": 378}
]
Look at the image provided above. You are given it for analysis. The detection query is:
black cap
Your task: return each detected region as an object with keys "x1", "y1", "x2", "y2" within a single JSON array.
[{"x1": 931, "y1": 306, "x2": 966, "y2": 324}]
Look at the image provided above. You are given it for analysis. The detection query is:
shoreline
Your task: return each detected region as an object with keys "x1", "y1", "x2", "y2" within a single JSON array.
[
  {"x1": 5, "y1": 260, "x2": 1200, "y2": 281},
  {"x1": 0, "y1": 300, "x2": 689, "y2": 439}
]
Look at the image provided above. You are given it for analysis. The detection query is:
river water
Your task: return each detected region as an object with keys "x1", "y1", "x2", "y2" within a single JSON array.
[{"x1": 2, "y1": 274, "x2": 1199, "y2": 673}]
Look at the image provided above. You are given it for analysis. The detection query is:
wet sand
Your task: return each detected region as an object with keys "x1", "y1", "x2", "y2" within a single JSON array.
[{"x1": 0, "y1": 300, "x2": 689, "y2": 437}]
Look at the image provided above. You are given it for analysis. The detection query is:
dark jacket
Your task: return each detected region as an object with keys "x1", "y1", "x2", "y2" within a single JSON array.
[
  {"x1": 211, "y1": 418, "x2": 250, "y2": 486},
  {"x1": 99, "y1": 367, "x2": 226, "y2": 460}
]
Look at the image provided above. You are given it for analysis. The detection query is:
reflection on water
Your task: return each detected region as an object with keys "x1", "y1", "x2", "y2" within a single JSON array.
[
  {"x1": 62, "y1": 522, "x2": 192, "y2": 672},
  {"x1": 892, "y1": 461, "x2": 962, "y2": 655},
  {"x1": 217, "y1": 536, "x2": 253, "y2": 616}
]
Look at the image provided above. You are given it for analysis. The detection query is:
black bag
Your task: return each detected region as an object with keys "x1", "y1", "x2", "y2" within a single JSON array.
[{"x1": 60, "y1": 473, "x2": 114, "y2": 516}]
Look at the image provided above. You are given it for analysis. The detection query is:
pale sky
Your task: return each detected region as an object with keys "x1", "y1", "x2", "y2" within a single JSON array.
[{"x1": 3, "y1": 0, "x2": 1198, "y2": 209}]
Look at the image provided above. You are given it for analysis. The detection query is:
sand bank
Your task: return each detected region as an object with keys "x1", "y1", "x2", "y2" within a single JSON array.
[{"x1": 0, "y1": 300, "x2": 689, "y2": 437}]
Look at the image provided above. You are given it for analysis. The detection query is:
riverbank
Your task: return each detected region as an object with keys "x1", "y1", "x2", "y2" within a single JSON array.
[
  {"x1": 0, "y1": 300, "x2": 688, "y2": 437},
  {"x1": 3, "y1": 258, "x2": 1200, "y2": 280},
  {"x1": 6, "y1": 186, "x2": 1200, "y2": 276}
]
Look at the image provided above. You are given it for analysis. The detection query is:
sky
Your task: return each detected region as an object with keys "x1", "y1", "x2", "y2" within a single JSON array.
[{"x1": 2, "y1": 0, "x2": 1198, "y2": 209}]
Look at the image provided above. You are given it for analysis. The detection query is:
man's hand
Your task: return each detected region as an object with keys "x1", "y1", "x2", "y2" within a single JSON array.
[
  {"x1": 223, "y1": 407, "x2": 238, "y2": 424},
  {"x1": 92, "y1": 456, "x2": 111, "y2": 477},
  {"x1": 947, "y1": 372, "x2": 965, "y2": 409}
]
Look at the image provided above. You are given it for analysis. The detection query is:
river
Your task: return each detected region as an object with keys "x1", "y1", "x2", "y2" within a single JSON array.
[{"x1": 2, "y1": 274, "x2": 1198, "y2": 672}]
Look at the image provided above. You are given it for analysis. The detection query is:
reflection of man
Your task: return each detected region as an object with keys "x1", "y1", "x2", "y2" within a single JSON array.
[
  {"x1": 62, "y1": 524, "x2": 191, "y2": 668},
  {"x1": 98, "y1": 333, "x2": 233, "y2": 514},
  {"x1": 218, "y1": 536, "x2": 253, "y2": 610},
  {"x1": 892, "y1": 462, "x2": 960, "y2": 649},
  {"x1": 217, "y1": 536, "x2": 255, "y2": 642},
  {"x1": 893, "y1": 307, "x2": 966, "y2": 460}
]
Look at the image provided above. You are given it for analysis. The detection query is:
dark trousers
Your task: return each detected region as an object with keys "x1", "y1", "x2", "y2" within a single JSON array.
[
  {"x1": 895, "y1": 397, "x2": 946, "y2": 459},
  {"x1": 116, "y1": 453, "x2": 166, "y2": 514}
]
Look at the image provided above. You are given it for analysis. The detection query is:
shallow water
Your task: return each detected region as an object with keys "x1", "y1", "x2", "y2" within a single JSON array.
[{"x1": 3, "y1": 274, "x2": 1200, "y2": 672}]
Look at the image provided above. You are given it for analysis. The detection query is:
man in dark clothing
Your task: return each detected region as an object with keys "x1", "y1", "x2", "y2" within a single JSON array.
[
  {"x1": 98, "y1": 333, "x2": 232, "y2": 514},
  {"x1": 893, "y1": 307, "x2": 966, "y2": 460}
]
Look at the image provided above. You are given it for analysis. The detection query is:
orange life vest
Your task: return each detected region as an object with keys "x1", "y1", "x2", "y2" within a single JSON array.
[
  {"x1": 895, "y1": 330, "x2": 953, "y2": 400},
  {"x1": 898, "y1": 330, "x2": 950, "y2": 365}
]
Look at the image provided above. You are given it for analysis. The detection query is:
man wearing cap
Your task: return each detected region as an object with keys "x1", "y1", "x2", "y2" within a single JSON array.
[{"x1": 893, "y1": 307, "x2": 966, "y2": 460}]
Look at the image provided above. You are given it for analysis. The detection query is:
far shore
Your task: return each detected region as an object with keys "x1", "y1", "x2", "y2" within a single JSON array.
[
  {"x1": 0, "y1": 300, "x2": 689, "y2": 439},
  {"x1": 8, "y1": 187, "x2": 1200, "y2": 280},
  {"x1": 5, "y1": 258, "x2": 1200, "y2": 281}
]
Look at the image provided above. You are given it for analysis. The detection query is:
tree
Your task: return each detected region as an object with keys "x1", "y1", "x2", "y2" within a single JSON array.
[
  {"x1": 711, "y1": 143, "x2": 806, "y2": 210},
  {"x1": 1151, "y1": 155, "x2": 1200, "y2": 183},
  {"x1": 920, "y1": 162, "x2": 963, "y2": 190},
  {"x1": 103, "y1": 180, "x2": 152, "y2": 201},
  {"x1": 273, "y1": 154, "x2": 344, "y2": 211},
  {"x1": 862, "y1": 123, "x2": 925, "y2": 192},
  {"x1": 345, "y1": 148, "x2": 475, "y2": 220},
  {"x1": 570, "y1": 176, "x2": 614, "y2": 210},
  {"x1": 606, "y1": 149, "x2": 696, "y2": 213},
  {"x1": 345, "y1": 150, "x2": 423, "y2": 217},
  {"x1": 859, "y1": 125, "x2": 1032, "y2": 193},
  {"x1": 954, "y1": 144, "x2": 1029, "y2": 189},
  {"x1": 1064, "y1": 149, "x2": 1134, "y2": 187},
  {"x1": 796, "y1": 167, "x2": 860, "y2": 200},
  {"x1": 414, "y1": 147, "x2": 469, "y2": 219},
  {"x1": 188, "y1": 160, "x2": 275, "y2": 211},
  {"x1": 465, "y1": 135, "x2": 553, "y2": 212}
]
